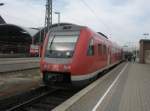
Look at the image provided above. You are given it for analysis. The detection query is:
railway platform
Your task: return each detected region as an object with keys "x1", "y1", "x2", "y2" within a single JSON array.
[
  {"x1": 0, "y1": 57, "x2": 40, "y2": 73},
  {"x1": 53, "y1": 62, "x2": 150, "y2": 111}
]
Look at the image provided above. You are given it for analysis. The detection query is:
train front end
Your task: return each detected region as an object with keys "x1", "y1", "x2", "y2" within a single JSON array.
[{"x1": 40, "y1": 24, "x2": 82, "y2": 85}]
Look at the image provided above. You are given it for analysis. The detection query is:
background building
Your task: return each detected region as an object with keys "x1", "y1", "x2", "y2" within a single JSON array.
[
  {"x1": 139, "y1": 39, "x2": 150, "y2": 64},
  {"x1": 0, "y1": 23, "x2": 39, "y2": 57}
]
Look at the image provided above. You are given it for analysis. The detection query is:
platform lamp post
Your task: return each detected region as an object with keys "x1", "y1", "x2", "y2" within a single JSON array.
[
  {"x1": 39, "y1": 27, "x2": 42, "y2": 57},
  {"x1": 55, "y1": 12, "x2": 60, "y2": 25},
  {"x1": 143, "y1": 33, "x2": 149, "y2": 39}
]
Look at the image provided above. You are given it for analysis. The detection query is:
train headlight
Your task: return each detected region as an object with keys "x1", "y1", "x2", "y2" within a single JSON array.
[{"x1": 66, "y1": 52, "x2": 70, "y2": 56}]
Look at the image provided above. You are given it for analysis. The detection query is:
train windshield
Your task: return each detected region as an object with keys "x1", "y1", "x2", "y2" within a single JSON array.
[{"x1": 46, "y1": 34, "x2": 79, "y2": 58}]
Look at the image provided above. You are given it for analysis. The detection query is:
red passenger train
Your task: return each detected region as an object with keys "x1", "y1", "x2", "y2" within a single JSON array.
[{"x1": 40, "y1": 23, "x2": 122, "y2": 85}]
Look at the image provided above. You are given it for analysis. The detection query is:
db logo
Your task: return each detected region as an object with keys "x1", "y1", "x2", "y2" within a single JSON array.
[{"x1": 52, "y1": 65, "x2": 59, "y2": 71}]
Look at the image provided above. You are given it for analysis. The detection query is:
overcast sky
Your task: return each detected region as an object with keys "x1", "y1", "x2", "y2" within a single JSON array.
[{"x1": 0, "y1": 0, "x2": 150, "y2": 46}]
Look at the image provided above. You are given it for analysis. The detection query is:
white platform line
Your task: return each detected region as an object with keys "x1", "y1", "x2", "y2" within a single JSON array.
[{"x1": 92, "y1": 63, "x2": 128, "y2": 111}]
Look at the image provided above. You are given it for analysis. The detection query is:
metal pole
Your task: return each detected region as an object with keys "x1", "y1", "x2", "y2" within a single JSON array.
[
  {"x1": 58, "y1": 13, "x2": 60, "y2": 24},
  {"x1": 55, "y1": 12, "x2": 60, "y2": 25},
  {"x1": 44, "y1": 0, "x2": 52, "y2": 37}
]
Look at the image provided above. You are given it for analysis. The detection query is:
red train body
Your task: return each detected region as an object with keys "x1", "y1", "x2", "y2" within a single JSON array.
[{"x1": 40, "y1": 23, "x2": 122, "y2": 85}]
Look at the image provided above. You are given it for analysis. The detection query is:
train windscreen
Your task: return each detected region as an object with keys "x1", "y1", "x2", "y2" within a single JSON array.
[{"x1": 46, "y1": 32, "x2": 79, "y2": 58}]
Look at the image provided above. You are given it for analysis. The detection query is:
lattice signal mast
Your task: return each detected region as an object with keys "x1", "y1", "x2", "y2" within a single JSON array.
[{"x1": 44, "y1": 0, "x2": 52, "y2": 35}]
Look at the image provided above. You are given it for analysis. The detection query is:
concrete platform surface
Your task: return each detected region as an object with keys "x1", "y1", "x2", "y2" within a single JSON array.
[
  {"x1": 0, "y1": 62, "x2": 39, "y2": 73},
  {"x1": 0, "y1": 57, "x2": 39, "y2": 64},
  {"x1": 96, "y1": 63, "x2": 150, "y2": 111},
  {"x1": 53, "y1": 62, "x2": 150, "y2": 111},
  {"x1": 0, "y1": 58, "x2": 40, "y2": 73},
  {"x1": 53, "y1": 62, "x2": 127, "y2": 111}
]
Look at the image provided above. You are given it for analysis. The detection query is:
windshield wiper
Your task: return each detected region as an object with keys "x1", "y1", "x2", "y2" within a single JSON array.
[{"x1": 49, "y1": 35, "x2": 55, "y2": 52}]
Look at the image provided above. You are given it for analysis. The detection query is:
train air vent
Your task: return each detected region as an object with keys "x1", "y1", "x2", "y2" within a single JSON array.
[{"x1": 63, "y1": 26, "x2": 72, "y2": 30}]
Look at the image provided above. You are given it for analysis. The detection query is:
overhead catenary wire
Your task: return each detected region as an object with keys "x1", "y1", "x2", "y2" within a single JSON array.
[{"x1": 80, "y1": 0, "x2": 112, "y2": 37}]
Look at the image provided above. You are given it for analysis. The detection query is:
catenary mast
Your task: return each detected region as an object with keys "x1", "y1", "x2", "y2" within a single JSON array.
[{"x1": 44, "y1": 0, "x2": 52, "y2": 36}]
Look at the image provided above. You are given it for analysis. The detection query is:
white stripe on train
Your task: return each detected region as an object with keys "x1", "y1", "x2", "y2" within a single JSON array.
[{"x1": 71, "y1": 61, "x2": 120, "y2": 81}]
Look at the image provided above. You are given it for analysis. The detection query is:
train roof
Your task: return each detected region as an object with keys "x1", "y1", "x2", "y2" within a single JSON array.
[
  {"x1": 97, "y1": 32, "x2": 108, "y2": 39},
  {"x1": 48, "y1": 23, "x2": 84, "y2": 32},
  {"x1": 33, "y1": 23, "x2": 84, "y2": 43}
]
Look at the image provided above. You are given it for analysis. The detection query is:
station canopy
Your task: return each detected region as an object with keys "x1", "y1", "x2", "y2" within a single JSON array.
[
  {"x1": 0, "y1": 24, "x2": 39, "y2": 44},
  {"x1": 0, "y1": 23, "x2": 76, "y2": 45},
  {"x1": 0, "y1": 15, "x2": 6, "y2": 24}
]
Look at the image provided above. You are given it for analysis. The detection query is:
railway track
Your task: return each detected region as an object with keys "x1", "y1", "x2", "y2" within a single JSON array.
[
  {"x1": 0, "y1": 62, "x2": 122, "y2": 111},
  {"x1": 0, "y1": 85, "x2": 82, "y2": 111}
]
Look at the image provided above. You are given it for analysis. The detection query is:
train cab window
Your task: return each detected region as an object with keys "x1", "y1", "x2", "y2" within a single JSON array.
[
  {"x1": 87, "y1": 39, "x2": 94, "y2": 56},
  {"x1": 46, "y1": 32, "x2": 79, "y2": 58}
]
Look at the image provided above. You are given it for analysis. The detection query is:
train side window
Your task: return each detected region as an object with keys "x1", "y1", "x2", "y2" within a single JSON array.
[
  {"x1": 98, "y1": 44, "x2": 102, "y2": 55},
  {"x1": 87, "y1": 39, "x2": 94, "y2": 56},
  {"x1": 112, "y1": 47, "x2": 114, "y2": 54},
  {"x1": 103, "y1": 45, "x2": 107, "y2": 54}
]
